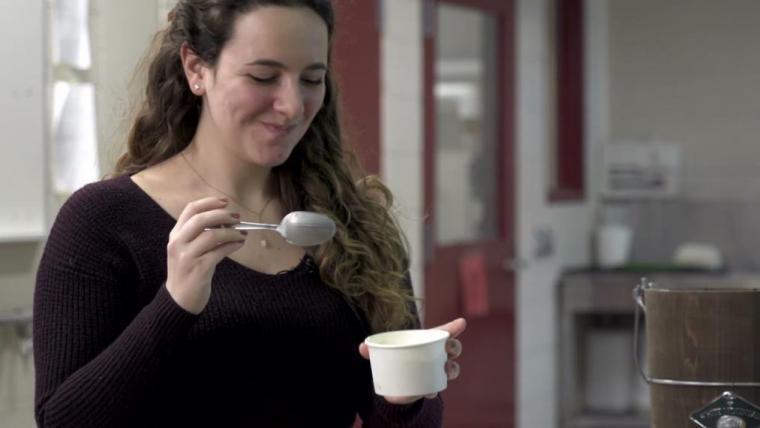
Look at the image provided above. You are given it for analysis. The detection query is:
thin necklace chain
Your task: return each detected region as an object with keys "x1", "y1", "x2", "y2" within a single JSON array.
[{"x1": 180, "y1": 151, "x2": 273, "y2": 222}]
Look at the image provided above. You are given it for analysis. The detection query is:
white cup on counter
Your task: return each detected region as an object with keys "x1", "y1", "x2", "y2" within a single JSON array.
[{"x1": 596, "y1": 224, "x2": 633, "y2": 268}]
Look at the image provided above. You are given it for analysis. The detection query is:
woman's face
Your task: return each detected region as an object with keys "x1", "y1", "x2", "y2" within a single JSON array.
[{"x1": 200, "y1": 6, "x2": 329, "y2": 166}]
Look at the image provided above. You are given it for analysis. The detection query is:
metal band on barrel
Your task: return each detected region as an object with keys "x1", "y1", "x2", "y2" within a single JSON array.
[{"x1": 633, "y1": 278, "x2": 760, "y2": 388}]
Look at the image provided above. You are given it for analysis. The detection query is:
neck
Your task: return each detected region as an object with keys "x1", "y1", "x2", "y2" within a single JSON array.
[{"x1": 181, "y1": 135, "x2": 274, "y2": 208}]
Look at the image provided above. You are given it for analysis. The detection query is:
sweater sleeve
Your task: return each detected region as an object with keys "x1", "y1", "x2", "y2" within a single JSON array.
[
  {"x1": 33, "y1": 186, "x2": 198, "y2": 428},
  {"x1": 361, "y1": 395, "x2": 444, "y2": 428}
]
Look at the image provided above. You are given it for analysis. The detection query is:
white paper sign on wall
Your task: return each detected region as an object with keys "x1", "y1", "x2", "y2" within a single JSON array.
[{"x1": 602, "y1": 142, "x2": 682, "y2": 199}]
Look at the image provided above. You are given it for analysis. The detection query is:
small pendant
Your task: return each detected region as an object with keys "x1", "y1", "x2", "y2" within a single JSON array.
[{"x1": 260, "y1": 239, "x2": 269, "y2": 248}]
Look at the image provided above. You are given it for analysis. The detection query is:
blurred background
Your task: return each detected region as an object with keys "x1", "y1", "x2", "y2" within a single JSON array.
[{"x1": 2, "y1": 0, "x2": 760, "y2": 426}]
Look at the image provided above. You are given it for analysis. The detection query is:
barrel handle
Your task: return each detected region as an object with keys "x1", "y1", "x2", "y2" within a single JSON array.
[
  {"x1": 633, "y1": 277, "x2": 651, "y2": 384},
  {"x1": 633, "y1": 278, "x2": 760, "y2": 387}
]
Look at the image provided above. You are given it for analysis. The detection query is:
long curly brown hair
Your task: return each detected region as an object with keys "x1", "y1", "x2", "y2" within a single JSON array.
[{"x1": 112, "y1": 0, "x2": 417, "y2": 332}]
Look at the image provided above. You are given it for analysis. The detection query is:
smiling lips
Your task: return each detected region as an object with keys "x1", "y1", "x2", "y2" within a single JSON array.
[{"x1": 261, "y1": 122, "x2": 297, "y2": 137}]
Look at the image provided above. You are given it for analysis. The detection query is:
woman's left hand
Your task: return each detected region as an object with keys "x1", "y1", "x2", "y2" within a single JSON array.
[{"x1": 358, "y1": 317, "x2": 467, "y2": 405}]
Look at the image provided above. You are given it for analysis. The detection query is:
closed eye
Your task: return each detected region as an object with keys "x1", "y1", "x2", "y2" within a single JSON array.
[
  {"x1": 250, "y1": 75, "x2": 276, "y2": 84},
  {"x1": 249, "y1": 75, "x2": 323, "y2": 86}
]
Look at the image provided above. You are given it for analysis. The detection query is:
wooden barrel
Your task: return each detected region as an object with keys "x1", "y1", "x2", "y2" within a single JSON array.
[{"x1": 644, "y1": 286, "x2": 760, "y2": 427}]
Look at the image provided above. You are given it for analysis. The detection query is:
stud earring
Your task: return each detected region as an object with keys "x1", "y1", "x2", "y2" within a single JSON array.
[{"x1": 193, "y1": 83, "x2": 200, "y2": 90}]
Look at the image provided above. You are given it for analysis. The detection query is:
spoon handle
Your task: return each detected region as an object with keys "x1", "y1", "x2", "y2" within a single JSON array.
[
  {"x1": 203, "y1": 222, "x2": 279, "y2": 231},
  {"x1": 230, "y1": 222, "x2": 279, "y2": 231}
]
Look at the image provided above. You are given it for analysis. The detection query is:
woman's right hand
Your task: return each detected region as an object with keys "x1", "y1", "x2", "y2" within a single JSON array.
[{"x1": 165, "y1": 197, "x2": 246, "y2": 314}]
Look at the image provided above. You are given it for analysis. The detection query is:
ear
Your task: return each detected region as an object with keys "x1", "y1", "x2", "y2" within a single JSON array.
[{"x1": 180, "y1": 41, "x2": 207, "y2": 95}]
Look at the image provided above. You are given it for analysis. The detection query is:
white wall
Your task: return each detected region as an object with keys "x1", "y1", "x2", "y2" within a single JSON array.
[
  {"x1": 381, "y1": 0, "x2": 426, "y2": 303},
  {"x1": 0, "y1": 4, "x2": 48, "y2": 423},
  {"x1": 0, "y1": 0, "x2": 47, "y2": 243},
  {"x1": 0, "y1": 0, "x2": 159, "y2": 315},
  {"x1": 608, "y1": 0, "x2": 760, "y2": 201},
  {"x1": 95, "y1": 0, "x2": 162, "y2": 173},
  {"x1": 0, "y1": 2, "x2": 161, "y2": 426},
  {"x1": 515, "y1": 0, "x2": 599, "y2": 426}
]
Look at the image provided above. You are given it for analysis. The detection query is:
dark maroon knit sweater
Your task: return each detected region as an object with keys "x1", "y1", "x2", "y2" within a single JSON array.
[{"x1": 33, "y1": 175, "x2": 443, "y2": 428}]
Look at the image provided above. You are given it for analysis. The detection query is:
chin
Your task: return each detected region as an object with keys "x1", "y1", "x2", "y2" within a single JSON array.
[
  {"x1": 254, "y1": 147, "x2": 296, "y2": 167},
  {"x1": 242, "y1": 132, "x2": 303, "y2": 166}
]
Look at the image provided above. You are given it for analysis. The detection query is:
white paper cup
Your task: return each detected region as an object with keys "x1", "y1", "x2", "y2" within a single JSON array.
[
  {"x1": 596, "y1": 224, "x2": 633, "y2": 268},
  {"x1": 364, "y1": 329, "x2": 450, "y2": 396}
]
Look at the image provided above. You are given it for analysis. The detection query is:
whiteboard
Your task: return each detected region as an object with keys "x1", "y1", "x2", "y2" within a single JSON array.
[{"x1": 0, "y1": 0, "x2": 47, "y2": 241}]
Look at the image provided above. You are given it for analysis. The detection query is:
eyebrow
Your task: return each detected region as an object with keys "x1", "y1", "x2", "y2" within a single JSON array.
[{"x1": 246, "y1": 59, "x2": 328, "y2": 71}]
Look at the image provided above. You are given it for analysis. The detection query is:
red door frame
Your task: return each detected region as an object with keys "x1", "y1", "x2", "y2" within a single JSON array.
[
  {"x1": 423, "y1": 0, "x2": 516, "y2": 426},
  {"x1": 332, "y1": 0, "x2": 381, "y2": 176},
  {"x1": 423, "y1": 0, "x2": 516, "y2": 258},
  {"x1": 550, "y1": 0, "x2": 585, "y2": 201}
]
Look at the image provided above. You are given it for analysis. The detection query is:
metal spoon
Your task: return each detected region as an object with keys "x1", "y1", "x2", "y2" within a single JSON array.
[{"x1": 226, "y1": 211, "x2": 336, "y2": 247}]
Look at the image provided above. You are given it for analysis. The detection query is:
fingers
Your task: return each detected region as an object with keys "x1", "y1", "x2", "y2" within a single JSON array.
[
  {"x1": 168, "y1": 221, "x2": 246, "y2": 269},
  {"x1": 446, "y1": 338, "x2": 462, "y2": 358},
  {"x1": 193, "y1": 234, "x2": 247, "y2": 266},
  {"x1": 167, "y1": 197, "x2": 247, "y2": 270},
  {"x1": 382, "y1": 395, "x2": 424, "y2": 405},
  {"x1": 358, "y1": 342, "x2": 369, "y2": 360},
  {"x1": 183, "y1": 225, "x2": 247, "y2": 258},
  {"x1": 445, "y1": 338, "x2": 462, "y2": 380},
  {"x1": 445, "y1": 360, "x2": 460, "y2": 380},
  {"x1": 173, "y1": 208, "x2": 242, "y2": 245},
  {"x1": 175, "y1": 197, "x2": 229, "y2": 229},
  {"x1": 383, "y1": 393, "x2": 439, "y2": 404}
]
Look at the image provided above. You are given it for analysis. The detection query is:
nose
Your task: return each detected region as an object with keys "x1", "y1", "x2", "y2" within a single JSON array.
[{"x1": 273, "y1": 78, "x2": 304, "y2": 121}]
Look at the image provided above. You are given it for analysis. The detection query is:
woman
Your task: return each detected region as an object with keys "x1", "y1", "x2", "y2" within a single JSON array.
[{"x1": 33, "y1": 0, "x2": 464, "y2": 426}]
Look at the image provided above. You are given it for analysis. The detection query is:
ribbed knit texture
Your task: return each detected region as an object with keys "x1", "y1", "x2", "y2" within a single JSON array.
[{"x1": 33, "y1": 175, "x2": 443, "y2": 428}]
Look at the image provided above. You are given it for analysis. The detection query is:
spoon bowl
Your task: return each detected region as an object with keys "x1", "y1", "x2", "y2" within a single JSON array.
[{"x1": 231, "y1": 211, "x2": 336, "y2": 247}]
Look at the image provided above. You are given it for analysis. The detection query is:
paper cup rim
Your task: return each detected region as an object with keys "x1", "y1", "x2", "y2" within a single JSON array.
[{"x1": 364, "y1": 329, "x2": 450, "y2": 349}]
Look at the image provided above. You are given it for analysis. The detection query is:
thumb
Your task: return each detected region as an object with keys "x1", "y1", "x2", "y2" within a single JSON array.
[
  {"x1": 358, "y1": 342, "x2": 370, "y2": 360},
  {"x1": 430, "y1": 317, "x2": 467, "y2": 338}
]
